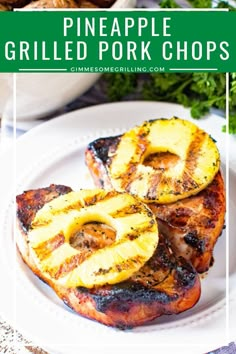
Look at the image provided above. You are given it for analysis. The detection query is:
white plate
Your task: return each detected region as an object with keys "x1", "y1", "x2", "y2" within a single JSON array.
[{"x1": 0, "y1": 101, "x2": 235, "y2": 354}]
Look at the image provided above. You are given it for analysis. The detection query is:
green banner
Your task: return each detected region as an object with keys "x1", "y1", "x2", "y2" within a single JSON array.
[{"x1": 0, "y1": 10, "x2": 235, "y2": 73}]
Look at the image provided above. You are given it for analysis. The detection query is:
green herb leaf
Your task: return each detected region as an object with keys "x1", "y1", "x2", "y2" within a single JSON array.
[
  {"x1": 187, "y1": 0, "x2": 212, "y2": 8},
  {"x1": 104, "y1": 73, "x2": 138, "y2": 101},
  {"x1": 159, "y1": 0, "x2": 180, "y2": 8}
]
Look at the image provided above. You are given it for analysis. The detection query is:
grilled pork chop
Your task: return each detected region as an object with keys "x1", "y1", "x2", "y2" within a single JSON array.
[
  {"x1": 85, "y1": 135, "x2": 226, "y2": 273},
  {"x1": 16, "y1": 185, "x2": 200, "y2": 328}
]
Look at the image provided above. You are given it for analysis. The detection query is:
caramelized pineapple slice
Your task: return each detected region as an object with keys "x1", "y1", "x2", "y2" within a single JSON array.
[
  {"x1": 28, "y1": 190, "x2": 158, "y2": 288},
  {"x1": 108, "y1": 118, "x2": 220, "y2": 204}
]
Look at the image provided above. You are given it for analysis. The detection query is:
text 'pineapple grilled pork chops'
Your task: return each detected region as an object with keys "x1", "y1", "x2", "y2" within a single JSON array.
[
  {"x1": 16, "y1": 185, "x2": 200, "y2": 329},
  {"x1": 85, "y1": 118, "x2": 225, "y2": 273}
]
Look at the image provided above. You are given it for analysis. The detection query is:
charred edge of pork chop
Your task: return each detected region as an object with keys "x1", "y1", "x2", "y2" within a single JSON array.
[
  {"x1": 70, "y1": 247, "x2": 200, "y2": 329},
  {"x1": 16, "y1": 184, "x2": 73, "y2": 284},
  {"x1": 85, "y1": 136, "x2": 120, "y2": 189},
  {"x1": 16, "y1": 185, "x2": 200, "y2": 329},
  {"x1": 85, "y1": 135, "x2": 226, "y2": 274},
  {"x1": 150, "y1": 172, "x2": 225, "y2": 273},
  {"x1": 16, "y1": 184, "x2": 72, "y2": 232}
]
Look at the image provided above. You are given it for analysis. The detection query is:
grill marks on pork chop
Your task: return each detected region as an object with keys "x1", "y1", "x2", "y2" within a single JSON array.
[
  {"x1": 16, "y1": 185, "x2": 200, "y2": 328},
  {"x1": 85, "y1": 135, "x2": 225, "y2": 273}
]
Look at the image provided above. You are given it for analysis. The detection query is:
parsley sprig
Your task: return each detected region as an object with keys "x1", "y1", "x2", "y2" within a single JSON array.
[
  {"x1": 104, "y1": 73, "x2": 236, "y2": 134},
  {"x1": 104, "y1": 0, "x2": 236, "y2": 133}
]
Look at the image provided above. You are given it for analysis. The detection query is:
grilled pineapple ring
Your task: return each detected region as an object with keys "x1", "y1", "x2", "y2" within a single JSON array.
[
  {"x1": 28, "y1": 189, "x2": 158, "y2": 288},
  {"x1": 108, "y1": 118, "x2": 220, "y2": 204}
]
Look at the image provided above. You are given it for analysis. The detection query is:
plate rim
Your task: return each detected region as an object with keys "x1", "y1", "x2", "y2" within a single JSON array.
[{"x1": 0, "y1": 100, "x2": 234, "y2": 352}]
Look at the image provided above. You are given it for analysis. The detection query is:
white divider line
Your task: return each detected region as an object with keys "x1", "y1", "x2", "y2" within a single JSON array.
[
  {"x1": 19, "y1": 69, "x2": 67, "y2": 71},
  {"x1": 170, "y1": 68, "x2": 218, "y2": 71}
]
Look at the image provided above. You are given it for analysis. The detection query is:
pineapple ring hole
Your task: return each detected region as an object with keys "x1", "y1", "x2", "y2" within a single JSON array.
[
  {"x1": 29, "y1": 190, "x2": 159, "y2": 288},
  {"x1": 143, "y1": 152, "x2": 180, "y2": 171},
  {"x1": 69, "y1": 222, "x2": 116, "y2": 252},
  {"x1": 108, "y1": 118, "x2": 220, "y2": 204}
]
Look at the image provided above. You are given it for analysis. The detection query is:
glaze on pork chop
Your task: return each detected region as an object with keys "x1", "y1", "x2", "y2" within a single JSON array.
[
  {"x1": 16, "y1": 185, "x2": 200, "y2": 329},
  {"x1": 85, "y1": 135, "x2": 226, "y2": 273}
]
